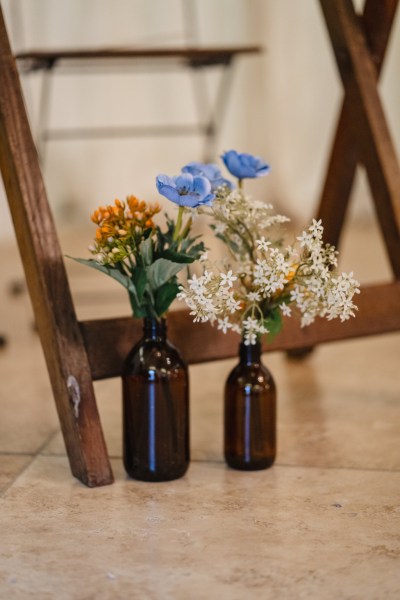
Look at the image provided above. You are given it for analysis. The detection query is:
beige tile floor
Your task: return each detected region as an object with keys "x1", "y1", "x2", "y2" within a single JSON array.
[{"x1": 0, "y1": 221, "x2": 399, "y2": 599}]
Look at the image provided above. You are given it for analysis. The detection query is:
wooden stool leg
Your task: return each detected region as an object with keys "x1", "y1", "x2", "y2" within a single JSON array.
[
  {"x1": 316, "y1": 0, "x2": 399, "y2": 249},
  {"x1": 0, "y1": 8, "x2": 113, "y2": 487},
  {"x1": 318, "y1": 0, "x2": 400, "y2": 278}
]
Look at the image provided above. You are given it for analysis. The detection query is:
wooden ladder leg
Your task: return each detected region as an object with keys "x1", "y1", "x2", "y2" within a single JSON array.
[
  {"x1": 0, "y1": 8, "x2": 113, "y2": 487},
  {"x1": 318, "y1": 0, "x2": 400, "y2": 278},
  {"x1": 316, "y1": 0, "x2": 399, "y2": 249}
]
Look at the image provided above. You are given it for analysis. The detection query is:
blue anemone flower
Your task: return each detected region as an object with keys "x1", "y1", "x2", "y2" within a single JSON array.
[
  {"x1": 156, "y1": 173, "x2": 215, "y2": 208},
  {"x1": 182, "y1": 162, "x2": 234, "y2": 191},
  {"x1": 221, "y1": 150, "x2": 270, "y2": 179}
]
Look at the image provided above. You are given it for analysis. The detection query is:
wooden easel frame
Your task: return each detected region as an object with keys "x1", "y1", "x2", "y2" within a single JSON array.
[{"x1": 1, "y1": 1, "x2": 399, "y2": 487}]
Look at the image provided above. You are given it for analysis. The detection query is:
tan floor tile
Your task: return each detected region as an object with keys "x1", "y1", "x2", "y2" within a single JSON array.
[
  {"x1": 0, "y1": 335, "x2": 59, "y2": 454},
  {"x1": 0, "y1": 456, "x2": 399, "y2": 599},
  {"x1": 0, "y1": 455, "x2": 32, "y2": 494}
]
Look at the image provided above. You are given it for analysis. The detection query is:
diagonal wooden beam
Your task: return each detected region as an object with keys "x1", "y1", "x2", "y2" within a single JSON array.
[
  {"x1": 318, "y1": 0, "x2": 400, "y2": 278},
  {"x1": 0, "y1": 8, "x2": 113, "y2": 487},
  {"x1": 316, "y1": 0, "x2": 398, "y2": 249}
]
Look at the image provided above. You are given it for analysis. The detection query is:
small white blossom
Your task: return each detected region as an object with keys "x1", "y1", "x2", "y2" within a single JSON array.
[
  {"x1": 217, "y1": 317, "x2": 232, "y2": 334},
  {"x1": 256, "y1": 236, "x2": 271, "y2": 251},
  {"x1": 219, "y1": 270, "x2": 237, "y2": 289},
  {"x1": 279, "y1": 303, "x2": 292, "y2": 317},
  {"x1": 244, "y1": 332, "x2": 257, "y2": 346},
  {"x1": 247, "y1": 291, "x2": 261, "y2": 302}
]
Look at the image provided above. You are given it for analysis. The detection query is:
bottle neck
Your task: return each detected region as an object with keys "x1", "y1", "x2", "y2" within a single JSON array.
[
  {"x1": 239, "y1": 340, "x2": 261, "y2": 365},
  {"x1": 143, "y1": 317, "x2": 167, "y2": 341}
]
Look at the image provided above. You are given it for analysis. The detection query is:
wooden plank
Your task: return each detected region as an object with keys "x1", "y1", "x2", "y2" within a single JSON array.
[
  {"x1": 15, "y1": 45, "x2": 262, "y2": 61},
  {"x1": 317, "y1": 0, "x2": 399, "y2": 249},
  {"x1": 80, "y1": 282, "x2": 400, "y2": 380},
  {"x1": 15, "y1": 45, "x2": 262, "y2": 71},
  {"x1": 0, "y1": 8, "x2": 113, "y2": 487},
  {"x1": 319, "y1": 0, "x2": 400, "y2": 277}
]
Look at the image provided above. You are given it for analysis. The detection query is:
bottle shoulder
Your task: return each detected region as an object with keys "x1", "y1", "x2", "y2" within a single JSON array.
[
  {"x1": 123, "y1": 338, "x2": 187, "y2": 375},
  {"x1": 226, "y1": 361, "x2": 274, "y2": 386}
]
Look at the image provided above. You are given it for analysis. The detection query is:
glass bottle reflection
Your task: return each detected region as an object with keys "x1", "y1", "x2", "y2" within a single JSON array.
[
  {"x1": 224, "y1": 341, "x2": 276, "y2": 470},
  {"x1": 122, "y1": 317, "x2": 189, "y2": 481}
]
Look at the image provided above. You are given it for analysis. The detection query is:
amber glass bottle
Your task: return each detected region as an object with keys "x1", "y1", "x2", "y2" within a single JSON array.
[
  {"x1": 122, "y1": 317, "x2": 189, "y2": 481},
  {"x1": 224, "y1": 341, "x2": 276, "y2": 470}
]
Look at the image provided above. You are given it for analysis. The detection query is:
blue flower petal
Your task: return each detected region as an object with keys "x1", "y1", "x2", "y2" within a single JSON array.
[
  {"x1": 156, "y1": 174, "x2": 181, "y2": 204},
  {"x1": 156, "y1": 171, "x2": 215, "y2": 207},
  {"x1": 221, "y1": 150, "x2": 270, "y2": 179},
  {"x1": 175, "y1": 172, "x2": 194, "y2": 194},
  {"x1": 192, "y1": 175, "x2": 211, "y2": 196},
  {"x1": 183, "y1": 161, "x2": 233, "y2": 191}
]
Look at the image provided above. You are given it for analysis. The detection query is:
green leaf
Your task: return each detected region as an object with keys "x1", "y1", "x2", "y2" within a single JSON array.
[
  {"x1": 140, "y1": 237, "x2": 153, "y2": 266},
  {"x1": 69, "y1": 256, "x2": 132, "y2": 289},
  {"x1": 68, "y1": 256, "x2": 141, "y2": 306},
  {"x1": 154, "y1": 281, "x2": 180, "y2": 316},
  {"x1": 160, "y1": 248, "x2": 195, "y2": 264},
  {"x1": 131, "y1": 267, "x2": 147, "y2": 303},
  {"x1": 263, "y1": 308, "x2": 283, "y2": 342},
  {"x1": 128, "y1": 290, "x2": 147, "y2": 318},
  {"x1": 147, "y1": 258, "x2": 185, "y2": 290},
  {"x1": 186, "y1": 241, "x2": 206, "y2": 259}
]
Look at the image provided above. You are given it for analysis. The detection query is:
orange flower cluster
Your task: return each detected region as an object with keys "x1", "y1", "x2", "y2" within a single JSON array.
[{"x1": 91, "y1": 196, "x2": 161, "y2": 246}]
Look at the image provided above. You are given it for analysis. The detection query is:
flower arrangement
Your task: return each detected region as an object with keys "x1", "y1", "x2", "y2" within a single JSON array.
[
  {"x1": 175, "y1": 150, "x2": 360, "y2": 345},
  {"x1": 72, "y1": 190, "x2": 208, "y2": 319}
]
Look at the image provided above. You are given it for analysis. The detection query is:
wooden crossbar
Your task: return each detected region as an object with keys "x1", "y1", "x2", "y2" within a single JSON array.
[{"x1": 80, "y1": 282, "x2": 400, "y2": 381}]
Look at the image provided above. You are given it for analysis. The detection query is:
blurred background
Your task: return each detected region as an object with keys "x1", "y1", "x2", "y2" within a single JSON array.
[{"x1": 1, "y1": 0, "x2": 399, "y2": 244}]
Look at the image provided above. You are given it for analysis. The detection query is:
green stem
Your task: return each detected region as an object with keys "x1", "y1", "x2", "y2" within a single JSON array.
[
  {"x1": 173, "y1": 206, "x2": 184, "y2": 242},
  {"x1": 238, "y1": 179, "x2": 243, "y2": 190},
  {"x1": 177, "y1": 216, "x2": 193, "y2": 244}
]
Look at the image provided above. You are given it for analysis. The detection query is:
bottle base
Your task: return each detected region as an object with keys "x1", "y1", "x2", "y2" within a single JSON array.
[
  {"x1": 124, "y1": 463, "x2": 189, "y2": 482},
  {"x1": 225, "y1": 455, "x2": 275, "y2": 471}
]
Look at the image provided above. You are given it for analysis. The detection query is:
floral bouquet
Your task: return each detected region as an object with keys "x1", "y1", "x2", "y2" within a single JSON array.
[
  {"x1": 71, "y1": 182, "x2": 212, "y2": 318},
  {"x1": 174, "y1": 150, "x2": 360, "y2": 345}
]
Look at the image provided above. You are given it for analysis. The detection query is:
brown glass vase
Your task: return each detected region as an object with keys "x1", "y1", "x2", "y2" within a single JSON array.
[
  {"x1": 122, "y1": 317, "x2": 189, "y2": 482},
  {"x1": 224, "y1": 340, "x2": 276, "y2": 470}
]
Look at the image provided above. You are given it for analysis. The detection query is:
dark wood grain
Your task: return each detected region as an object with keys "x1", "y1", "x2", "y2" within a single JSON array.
[
  {"x1": 318, "y1": 0, "x2": 400, "y2": 277},
  {"x1": 16, "y1": 45, "x2": 262, "y2": 70},
  {"x1": 0, "y1": 8, "x2": 113, "y2": 487},
  {"x1": 316, "y1": 0, "x2": 398, "y2": 249}
]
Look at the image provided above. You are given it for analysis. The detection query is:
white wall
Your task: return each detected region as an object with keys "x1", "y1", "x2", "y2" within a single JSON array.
[{"x1": 1, "y1": 0, "x2": 400, "y2": 241}]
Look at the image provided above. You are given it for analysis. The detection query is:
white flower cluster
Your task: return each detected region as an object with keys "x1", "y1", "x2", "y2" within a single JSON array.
[
  {"x1": 204, "y1": 188, "x2": 290, "y2": 260},
  {"x1": 177, "y1": 266, "x2": 240, "y2": 326},
  {"x1": 179, "y1": 186, "x2": 360, "y2": 344},
  {"x1": 290, "y1": 219, "x2": 360, "y2": 327}
]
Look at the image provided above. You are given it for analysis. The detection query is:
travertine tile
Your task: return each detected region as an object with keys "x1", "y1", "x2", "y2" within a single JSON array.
[
  {"x1": 0, "y1": 455, "x2": 31, "y2": 494},
  {"x1": 0, "y1": 335, "x2": 59, "y2": 454},
  {"x1": 1, "y1": 456, "x2": 399, "y2": 600}
]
